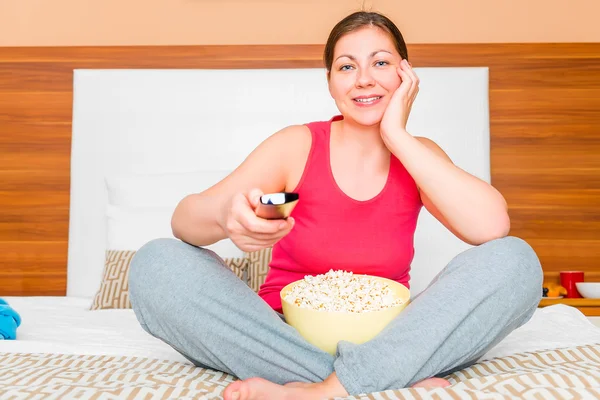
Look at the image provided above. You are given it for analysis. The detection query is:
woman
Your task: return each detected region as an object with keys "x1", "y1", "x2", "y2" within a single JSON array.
[{"x1": 129, "y1": 11, "x2": 542, "y2": 400}]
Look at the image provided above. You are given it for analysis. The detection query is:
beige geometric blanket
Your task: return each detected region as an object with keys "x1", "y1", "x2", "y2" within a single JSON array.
[{"x1": 1, "y1": 343, "x2": 599, "y2": 399}]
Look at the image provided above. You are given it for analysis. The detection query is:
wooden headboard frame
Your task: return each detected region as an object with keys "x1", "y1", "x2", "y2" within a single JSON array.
[{"x1": 1, "y1": 43, "x2": 599, "y2": 296}]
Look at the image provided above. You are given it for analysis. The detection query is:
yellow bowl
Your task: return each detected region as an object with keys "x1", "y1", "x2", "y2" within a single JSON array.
[{"x1": 280, "y1": 275, "x2": 410, "y2": 355}]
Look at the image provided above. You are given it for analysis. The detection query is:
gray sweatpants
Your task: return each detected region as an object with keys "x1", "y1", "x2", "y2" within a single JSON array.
[{"x1": 128, "y1": 236, "x2": 542, "y2": 396}]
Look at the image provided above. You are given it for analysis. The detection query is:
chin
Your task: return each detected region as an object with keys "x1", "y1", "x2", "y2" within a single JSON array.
[{"x1": 347, "y1": 109, "x2": 384, "y2": 127}]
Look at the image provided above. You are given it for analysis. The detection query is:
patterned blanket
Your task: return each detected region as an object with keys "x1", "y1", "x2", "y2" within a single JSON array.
[{"x1": 1, "y1": 343, "x2": 599, "y2": 399}]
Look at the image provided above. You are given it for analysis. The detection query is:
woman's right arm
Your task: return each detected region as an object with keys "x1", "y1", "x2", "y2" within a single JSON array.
[{"x1": 171, "y1": 125, "x2": 309, "y2": 251}]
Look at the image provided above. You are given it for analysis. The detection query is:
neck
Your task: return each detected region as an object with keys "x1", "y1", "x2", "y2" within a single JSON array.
[{"x1": 333, "y1": 117, "x2": 389, "y2": 158}]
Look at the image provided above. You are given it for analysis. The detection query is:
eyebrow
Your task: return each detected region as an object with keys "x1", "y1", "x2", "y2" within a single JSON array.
[{"x1": 334, "y1": 50, "x2": 392, "y2": 62}]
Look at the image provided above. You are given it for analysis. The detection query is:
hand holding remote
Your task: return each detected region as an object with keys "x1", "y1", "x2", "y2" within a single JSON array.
[
  {"x1": 221, "y1": 188, "x2": 295, "y2": 253},
  {"x1": 255, "y1": 192, "x2": 299, "y2": 220}
]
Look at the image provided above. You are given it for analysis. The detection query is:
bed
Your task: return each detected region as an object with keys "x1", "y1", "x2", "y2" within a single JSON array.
[
  {"x1": 2, "y1": 298, "x2": 599, "y2": 399},
  {"x1": 1, "y1": 67, "x2": 600, "y2": 399}
]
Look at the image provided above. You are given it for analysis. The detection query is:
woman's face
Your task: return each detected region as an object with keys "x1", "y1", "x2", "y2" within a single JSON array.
[{"x1": 328, "y1": 26, "x2": 402, "y2": 127}]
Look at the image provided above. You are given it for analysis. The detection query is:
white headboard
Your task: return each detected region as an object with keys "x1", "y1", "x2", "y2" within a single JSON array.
[{"x1": 69, "y1": 67, "x2": 489, "y2": 299}]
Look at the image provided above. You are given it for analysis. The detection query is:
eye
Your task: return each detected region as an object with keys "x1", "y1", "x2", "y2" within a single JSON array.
[
  {"x1": 374, "y1": 60, "x2": 389, "y2": 67},
  {"x1": 339, "y1": 64, "x2": 354, "y2": 71}
]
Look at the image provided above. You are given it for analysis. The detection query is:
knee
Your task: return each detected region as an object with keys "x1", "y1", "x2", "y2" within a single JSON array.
[
  {"x1": 128, "y1": 238, "x2": 185, "y2": 306},
  {"x1": 130, "y1": 237, "x2": 178, "y2": 280},
  {"x1": 484, "y1": 236, "x2": 543, "y2": 293},
  {"x1": 128, "y1": 238, "x2": 226, "y2": 306}
]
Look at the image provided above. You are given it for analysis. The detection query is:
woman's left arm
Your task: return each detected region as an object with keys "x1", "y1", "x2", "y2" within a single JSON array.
[
  {"x1": 381, "y1": 59, "x2": 510, "y2": 245},
  {"x1": 386, "y1": 132, "x2": 510, "y2": 245}
]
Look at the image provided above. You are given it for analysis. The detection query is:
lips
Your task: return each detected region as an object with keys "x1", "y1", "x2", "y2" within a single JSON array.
[{"x1": 352, "y1": 95, "x2": 383, "y2": 106}]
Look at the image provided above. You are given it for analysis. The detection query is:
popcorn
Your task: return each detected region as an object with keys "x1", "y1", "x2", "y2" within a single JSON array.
[{"x1": 283, "y1": 270, "x2": 406, "y2": 313}]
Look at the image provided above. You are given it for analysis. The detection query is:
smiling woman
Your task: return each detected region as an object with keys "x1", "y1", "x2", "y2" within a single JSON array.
[
  {"x1": 325, "y1": 12, "x2": 407, "y2": 128},
  {"x1": 327, "y1": 27, "x2": 402, "y2": 126},
  {"x1": 325, "y1": 13, "x2": 510, "y2": 245},
  {"x1": 126, "y1": 10, "x2": 543, "y2": 400}
]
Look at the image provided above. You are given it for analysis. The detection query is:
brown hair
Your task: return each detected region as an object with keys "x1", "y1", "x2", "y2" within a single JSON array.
[{"x1": 323, "y1": 11, "x2": 408, "y2": 75}]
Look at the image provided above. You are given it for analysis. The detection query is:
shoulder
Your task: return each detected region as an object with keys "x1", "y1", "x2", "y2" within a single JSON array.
[
  {"x1": 261, "y1": 125, "x2": 313, "y2": 189},
  {"x1": 264, "y1": 124, "x2": 312, "y2": 157},
  {"x1": 272, "y1": 124, "x2": 312, "y2": 143},
  {"x1": 271, "y1": 121, "x2": 342, "y2": 192},
  {"x1": 204, "y1": 124, "x2": 313, "y2": 197}
]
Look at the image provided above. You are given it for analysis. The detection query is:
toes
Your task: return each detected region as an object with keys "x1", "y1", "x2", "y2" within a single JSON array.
[
  {"x1": 225, "y1": 377, "x2": 268, "y2": 400},
  {"x1": 223, "y1": 380, "x2": 244, "y2": 400},
  {"x1": 411, "y1": 378, "x2": 451, "y2": 389}
]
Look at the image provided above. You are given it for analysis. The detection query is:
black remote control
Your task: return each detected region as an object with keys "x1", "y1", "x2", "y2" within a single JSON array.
[{"x1": 255, "y1": 192, "x2": 299, "y2": 220}]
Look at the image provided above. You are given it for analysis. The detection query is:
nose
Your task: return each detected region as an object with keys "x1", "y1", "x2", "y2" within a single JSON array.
[{"x1": 355, "y1": 67, "x2": 375, "y2": 88}]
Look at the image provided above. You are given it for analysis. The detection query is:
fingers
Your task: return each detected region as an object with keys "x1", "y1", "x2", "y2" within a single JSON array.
[
  {"x1": 231, "y1": 217, "x2": 295, "y2": 252},
  {"x1": 398, "y1": 59, "x2": 420, "y2": 104},
  {"x1": 247, "y1": 188, "x2": 264, "y2": 210},
  {"x1": 396, "y1": 66, "x2": 412, "y2": 96},
  {"x1": 401, "y1": 60, "x2": 418, "y2": 94},
  {"x1": 233, "y1": 191, "x2": 296, "y2": 233},
  {"x1": 231, "y1": 197, "x2": 287, "y2": 235},
  {"x1": 403, "y1": 59, "x2": 420, "y2": 85},
  {"x1": 407, "y1": 63, "x2": 420, "y2": 104},
  {"x1": 241, "y1": 212, "x2": 294, "y2": 237},
  {"x1": 226, "y1": 190, "x2": 296, "y2": 253},
  {"x1": 246, "y1": 222, "x2": 294, "y2": 246},
  {"x1": 246, "y1": 214, "x2": 293, "y2": 235}
]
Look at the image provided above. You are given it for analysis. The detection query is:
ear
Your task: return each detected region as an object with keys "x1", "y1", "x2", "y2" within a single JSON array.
[{"x1": 326, "y1": 70, "x2": 333, "y2": 97}]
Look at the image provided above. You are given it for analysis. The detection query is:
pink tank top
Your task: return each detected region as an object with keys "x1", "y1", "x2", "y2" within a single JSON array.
[{"x1": 258, "y1": 116, "x2": 423, "y2": 312}]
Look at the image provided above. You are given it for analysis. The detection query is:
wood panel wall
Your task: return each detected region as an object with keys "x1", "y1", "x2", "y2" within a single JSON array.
[{"x1": 1, "y1": 44, "x2": 599, "y2": 296}]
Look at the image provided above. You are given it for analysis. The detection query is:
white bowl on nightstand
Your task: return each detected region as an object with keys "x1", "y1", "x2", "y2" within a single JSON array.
[{"x1": 575, "y1": 282, "x2": 600, "y2": 299}]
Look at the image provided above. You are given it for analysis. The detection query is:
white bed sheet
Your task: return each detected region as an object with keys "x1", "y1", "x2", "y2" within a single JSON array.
[
  {"x1": 1, "y1": 297, "x2": 599, "y2": 364},
  {"x1": 0, "y1": 296, "x2": 189, "y2": 364}
]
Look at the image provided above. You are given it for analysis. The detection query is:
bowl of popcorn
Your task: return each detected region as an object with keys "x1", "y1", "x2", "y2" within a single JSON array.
[{"x1": 280, "y1": 270, "x2": 410, "y2": 355}]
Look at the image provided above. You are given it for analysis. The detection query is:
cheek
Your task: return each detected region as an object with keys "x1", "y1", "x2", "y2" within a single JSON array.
[
  {"x1": 329, "y1": 77, "x2": 355, "y2": 99},
  {"x1": 376, "y1": 70, "x2": 401, "y2": 92}
]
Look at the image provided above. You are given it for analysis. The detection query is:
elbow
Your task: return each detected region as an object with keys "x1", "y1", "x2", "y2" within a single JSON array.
[
  {"x1": 470, "y1": 211, "x2": 511, "y2": 245},
  {"x1": 171, "y1": 212, "x2": 182, "y2": 240},
  {"x1": 170, "y1": 198, "x2": 187, "y2": 240},
  {"x1": 498, "y1": 211, "x2": 511, "y2": 238},
  {"x1": 483, "y1": 189, "x2": 511, "y2": 241},
  {"x1": 489, "y1": 212, "x2": 511, "y2": 241},
  {"x1": 171, "y1": 217, "x2": 182, "y2": 240}
]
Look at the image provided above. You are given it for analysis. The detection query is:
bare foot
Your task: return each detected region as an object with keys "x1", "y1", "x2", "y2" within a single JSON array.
[
  {"x1": 411, "y1": 377, "x2": 451, "y2": 389},
  {"x1": 283, "y1": 382, "x2": 312, "y2": 389},
  {"x1": 223, "y1": 373, "x2": 348, "y2": 400}
]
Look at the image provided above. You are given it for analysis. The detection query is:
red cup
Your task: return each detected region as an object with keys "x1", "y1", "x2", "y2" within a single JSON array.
[{"x1": 560, "y1": 271, "x2": 584, "y2": 298}]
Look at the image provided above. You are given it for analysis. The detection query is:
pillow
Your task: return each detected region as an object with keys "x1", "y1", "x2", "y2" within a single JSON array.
[
  {"x1": 95, "y1": 203, "x2": 247, "y2": 310},
  {"x1": 104, "y1": 170, "x2": 244, "y2": 258},
  {"x1": 91, "y1": 250, "x2": 248, "y2": 310},
  {"x1": 246, "y1": 247, "x2": 273, "y2": 293},
  {"x1": 105, "y1": 204, "x2": 174, "y2": 250},
  {"x1": 91, "y1": 169, "x2": 246, "y2": 310},
  {"x1": 105, "y1": 203, "x2": 245, "y2": 257},
  {"x1": 105, "y1": 170, "x2": 231, "y2": 208}
]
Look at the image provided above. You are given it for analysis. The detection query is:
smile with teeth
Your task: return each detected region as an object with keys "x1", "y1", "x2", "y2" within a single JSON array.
[{"x1": 354, "y1": 96, "x2": 382, "y2": 103}]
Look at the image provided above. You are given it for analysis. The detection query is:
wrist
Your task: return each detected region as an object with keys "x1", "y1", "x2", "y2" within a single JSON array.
[
  {"x1": 382, "y1": 127, "x2": 413, "y2": 152},
  {"x1": 216, "y1": 197, "x2": 230, "y2": 235},
  {"x1": 381, "y1": 123, "x2": 409, "y2": 137}
]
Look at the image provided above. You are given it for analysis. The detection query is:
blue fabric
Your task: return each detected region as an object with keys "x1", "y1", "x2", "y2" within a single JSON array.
[{"x1": 0, "y1": 298, "x2": 22, "y2": 340}]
